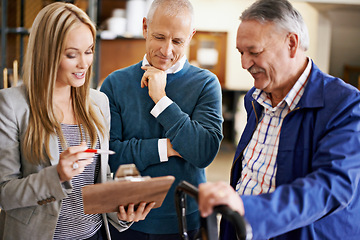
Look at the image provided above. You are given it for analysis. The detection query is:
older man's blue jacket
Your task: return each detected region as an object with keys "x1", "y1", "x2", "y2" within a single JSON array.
[{"x1": 221, "y1": 62, "x2": 360, "y2": 240}]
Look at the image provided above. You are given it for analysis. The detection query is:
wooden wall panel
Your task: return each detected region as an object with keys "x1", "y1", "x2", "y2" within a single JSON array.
[{"x1": 98, "y1": 38, "x2": 145, "y2": 86}]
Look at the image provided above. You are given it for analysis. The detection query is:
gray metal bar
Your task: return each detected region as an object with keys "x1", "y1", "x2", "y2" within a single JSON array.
[
  {"x1": 1, "y1": 0, "x2": 8, "y2": 89},
  {"x1": 19, "y1": 0, "x2": 25, "y2": 70},
  {"x1": 88, "y1": 0, "x2": 98, "y2": 25},
  {"x1": 88, "y1": 0, "x2": 99, "y2": 88}
]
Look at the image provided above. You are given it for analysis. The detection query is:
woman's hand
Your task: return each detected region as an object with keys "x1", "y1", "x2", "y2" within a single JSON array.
[
  {"x1": 57, "y1": 142, "x2": 95, "y2": 182},
  {"x1": 117, "y1": 202, "x2": 156, "y2": 222}
]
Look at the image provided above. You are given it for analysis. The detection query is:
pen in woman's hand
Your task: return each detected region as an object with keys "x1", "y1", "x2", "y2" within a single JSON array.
[{"x1": 84, "y1": 149, "x2": 115, "y2": 155}]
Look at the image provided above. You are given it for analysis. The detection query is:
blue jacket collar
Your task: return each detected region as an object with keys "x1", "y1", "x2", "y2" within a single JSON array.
[{"x1": 297, "y1": 62, "x2": 324, "y2": 109}]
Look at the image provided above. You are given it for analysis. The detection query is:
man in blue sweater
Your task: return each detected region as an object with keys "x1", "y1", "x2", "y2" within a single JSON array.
[
  {"x1": 100, "y1": 0, "x2": 223, "y2": 239},
  {"x1": 198, "y1": 0, "x2": 360, "y2": 239}
]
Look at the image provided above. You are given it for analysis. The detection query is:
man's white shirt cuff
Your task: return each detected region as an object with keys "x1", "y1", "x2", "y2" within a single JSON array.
[
  {"x1": 158, "y1": 138, "x2": 168, "y2": 162},
  {"x1": 150, "y1": 96, "x2": 173, "y2": 118}
]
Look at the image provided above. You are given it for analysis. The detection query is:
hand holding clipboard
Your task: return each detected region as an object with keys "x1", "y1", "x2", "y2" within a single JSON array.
[{"x1": 82, "y1": 164, "x2": 175, "y2": 214}]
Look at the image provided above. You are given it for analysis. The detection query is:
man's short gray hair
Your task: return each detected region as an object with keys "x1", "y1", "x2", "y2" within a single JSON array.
[
  {"x1": 240, "y1": 0, "x2": 309, "y2": 51},
  {"x1": 146, "y1": 0, "x2": 194, "y2": 29}
]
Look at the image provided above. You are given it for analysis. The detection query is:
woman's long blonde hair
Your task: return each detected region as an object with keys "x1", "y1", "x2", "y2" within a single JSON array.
[{"x1": 23, "y1": 2, "x2": 106, "y2": 164}]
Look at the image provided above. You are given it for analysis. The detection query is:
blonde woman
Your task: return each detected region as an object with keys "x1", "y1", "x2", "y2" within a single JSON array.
[{"x1": 0, "y1": 2, "x2": 154, "y2": 240}]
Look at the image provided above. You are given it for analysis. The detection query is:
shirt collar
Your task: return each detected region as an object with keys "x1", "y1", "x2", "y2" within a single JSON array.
[
  {"x1": 142, "y1": 54, "x2": 187, "y2": 74},
  {"x1": 284, "y1": 58, "x2": 312, "y2": 110},
  {"x1": 253, "y1": 58, "x2": 312, "y2": 111}
]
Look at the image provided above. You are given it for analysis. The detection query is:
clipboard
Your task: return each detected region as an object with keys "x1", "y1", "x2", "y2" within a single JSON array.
[{"x1": 82, "y1": 175, "x2": 175, "y2": 214}]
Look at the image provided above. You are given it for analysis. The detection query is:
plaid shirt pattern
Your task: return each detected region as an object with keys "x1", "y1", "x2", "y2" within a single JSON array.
[{"x1": 236, "y1": 60, "x2": 311, "y2": 196}]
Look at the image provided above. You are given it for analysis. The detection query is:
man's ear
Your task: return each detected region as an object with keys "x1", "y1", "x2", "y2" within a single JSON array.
[
  {"x1": 189, "y1": 28, "x2": 196, "y2": 41},
  {"x1": 143, "y1": 17, "x2": 148, "y2": 39},
  {"x1": 288, "y1": 32, "x2": 299, "y2": 58}
]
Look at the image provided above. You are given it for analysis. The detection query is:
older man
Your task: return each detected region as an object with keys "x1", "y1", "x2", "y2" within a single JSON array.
[
  {"x1": 198, "y1": 0, "x2": 360, "y2": 239},
  {"x1": 100, "y1": 0, "x2": 223, "y2": 239}
]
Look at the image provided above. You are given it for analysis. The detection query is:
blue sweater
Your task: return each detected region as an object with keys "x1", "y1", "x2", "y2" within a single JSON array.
[
  {"x1": 221, "y1": 63, "x2": 360, "y2": 240},
  {"x1": 100, "y1": 61, "x2": 223, "y2": 234}
]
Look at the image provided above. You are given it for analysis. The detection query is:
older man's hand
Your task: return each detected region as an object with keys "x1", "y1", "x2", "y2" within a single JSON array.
[{"x1": 198, "y1": 181, "x2": 245, "y2": 218}]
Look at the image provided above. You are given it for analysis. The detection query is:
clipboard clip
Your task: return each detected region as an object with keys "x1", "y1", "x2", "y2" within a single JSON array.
[{"x1": 114, "y1": 163, "x2": 150, "y2": 182}]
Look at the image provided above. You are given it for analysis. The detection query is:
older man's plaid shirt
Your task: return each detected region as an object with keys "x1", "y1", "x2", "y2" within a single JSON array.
[{"x1": 236, "y1": 60, "x2": 312, "y2": 196}]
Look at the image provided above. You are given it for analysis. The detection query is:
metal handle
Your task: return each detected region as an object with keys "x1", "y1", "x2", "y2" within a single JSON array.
[{"x1": 175, "y1": 181, "x2": 252, "y2": 240}]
